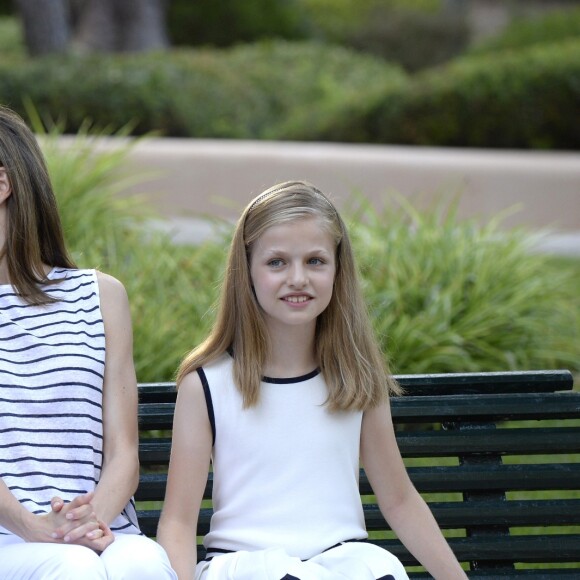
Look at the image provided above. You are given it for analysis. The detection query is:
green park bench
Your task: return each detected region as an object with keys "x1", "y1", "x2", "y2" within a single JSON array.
[{"x1": 136, "y1": 369, "x2": 580, "y2": 579}]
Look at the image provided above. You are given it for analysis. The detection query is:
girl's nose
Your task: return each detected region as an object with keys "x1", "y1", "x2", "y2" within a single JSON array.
[{"x1": 288, "y1": 263, "x2": 307, "y2": 287}]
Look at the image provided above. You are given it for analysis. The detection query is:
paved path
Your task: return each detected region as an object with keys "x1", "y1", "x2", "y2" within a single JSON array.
[{"x1": 119, "y1": 138, "x2": 580, "y2": 235}]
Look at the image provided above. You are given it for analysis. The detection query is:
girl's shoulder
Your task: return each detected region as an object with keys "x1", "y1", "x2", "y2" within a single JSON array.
[{"x1": 198, "y1": 351, "x2": 234, "y2": 380}]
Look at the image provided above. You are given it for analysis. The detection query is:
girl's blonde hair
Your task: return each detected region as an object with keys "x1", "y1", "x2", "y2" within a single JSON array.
[{"x1": 177, "y1": 180, "x2": 401, "y2": 410}]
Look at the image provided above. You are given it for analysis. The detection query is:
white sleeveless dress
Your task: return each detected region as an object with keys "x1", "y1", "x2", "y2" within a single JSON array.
[{"x1": 195, "y1": 353, "x2": 408, "y2": 580}]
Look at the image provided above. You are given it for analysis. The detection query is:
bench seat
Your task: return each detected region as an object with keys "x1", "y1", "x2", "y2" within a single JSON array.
[{"x1": 136, "y1": 370, "x2": 580, "y2": 578}]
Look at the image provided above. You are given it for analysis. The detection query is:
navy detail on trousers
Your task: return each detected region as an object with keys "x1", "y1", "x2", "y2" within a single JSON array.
[{"x1": 280, "y1": 575, "x2": 396, "y2": 579}]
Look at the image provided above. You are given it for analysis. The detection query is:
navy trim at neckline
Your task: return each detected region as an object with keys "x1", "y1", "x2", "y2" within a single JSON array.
[
  {"x1": 262, "y1": 368, "x2": 320, "y2": 384},
  {"x1": 225, "y1": 348, "x2": 320, "y2": 384}
]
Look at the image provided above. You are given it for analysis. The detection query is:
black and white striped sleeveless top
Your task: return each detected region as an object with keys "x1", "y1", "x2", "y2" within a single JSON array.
[{"x1": 0, "y1": 267, "x2": 140, "y2": 535}]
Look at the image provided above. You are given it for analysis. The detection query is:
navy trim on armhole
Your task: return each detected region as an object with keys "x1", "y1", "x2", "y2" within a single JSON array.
[{"x1": 197, "y1": 367, "x2": 216, "y2": 446}]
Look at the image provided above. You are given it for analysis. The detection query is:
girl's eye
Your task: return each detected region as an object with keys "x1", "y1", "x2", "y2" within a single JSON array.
[
  {"x1": 308, "y1": 257, "x2": 324, "y2": 265},
  {"x1": 267, "y1": 258, "x2": 283, "y2": 267}
]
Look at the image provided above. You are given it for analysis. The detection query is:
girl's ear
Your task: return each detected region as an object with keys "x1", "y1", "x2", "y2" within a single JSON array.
[{"x1": 0, "y1": 168, "x2": 12, "y2": 203}]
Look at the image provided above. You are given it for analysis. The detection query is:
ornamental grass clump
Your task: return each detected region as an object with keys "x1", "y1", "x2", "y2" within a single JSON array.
[
  {"x1": 348, "y1": 195, "x2": 580, "y2": 375},
  {"x1": 39, "y1": 120, "x2": 225, "y2": 382}
]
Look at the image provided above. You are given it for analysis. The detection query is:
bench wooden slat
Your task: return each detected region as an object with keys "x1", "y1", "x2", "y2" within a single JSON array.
[
  {"x1": 138, "y1": 391, "x2": 580, "y2": 430},
  {"x1": 397, "y1": 427, "x2": 580, "y2": 457},
  {"x1": 410, "y1": 571, "x2": 580, "y2": 579},
  {"x1": 134, "y1": 510, "x2": 580, "y2": 569},
  {"x1": 139, "y1": 428, "x2": 580, "y2": 465},
  {"x1": 386, "y1": 534, "x2": 580, "y2": 565},
  {"x1": 437, "y1": 572, "x2": 580, "y2": 580},
  {"x1": 137, "y1": 499, "x2": 580, "y2": 535},
  {"x1": 364, "y1": 499, "x2": 580, "y2": 529},
  {"x1": 136, "y1": 462, "x2": 580, "y2": 502},
  {"x1": 137, "y1": 511, "x2": 580, "y2": 566},
  {"x1": 137, "y1": 370, "x2": 574, "y2": 400},
  {"x1": 138, "y1": 402, "x2": 175, "y2": 430},
  {"x1": 390, "y1": 392, "x2": 580, "y2": 422},
  {"x1": 397, "y1": 463, "x2": 580, "y2": 493},
  {"x1": 395, "y1": 369, "x2": 574, "y2": 395}
]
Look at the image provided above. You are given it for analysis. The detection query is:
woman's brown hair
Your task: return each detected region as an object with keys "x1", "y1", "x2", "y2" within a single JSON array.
[{"x1": 0, "y1": 106, "x2": 75, "y2": 304}]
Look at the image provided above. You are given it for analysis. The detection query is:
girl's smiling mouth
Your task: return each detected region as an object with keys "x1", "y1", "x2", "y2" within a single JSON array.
[{"x1": 282, "y1": 294, "x2": 312, "y2": 304}]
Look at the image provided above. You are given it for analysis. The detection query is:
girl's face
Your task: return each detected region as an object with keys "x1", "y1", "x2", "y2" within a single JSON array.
[{"x1": 249, "y1": 217, "x2": 336, "y2": 334}]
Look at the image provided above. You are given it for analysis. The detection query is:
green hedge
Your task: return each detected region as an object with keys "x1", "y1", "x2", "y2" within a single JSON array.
[
  {"x1": 302, "y1": 39, "x2": 580, "y2": 149},
  {"x1": 1, "y1": 32, "x2": 578, "y2": 149},
  {"x1": 0, "y1": 41, "x2": 406, "y2": 140}
]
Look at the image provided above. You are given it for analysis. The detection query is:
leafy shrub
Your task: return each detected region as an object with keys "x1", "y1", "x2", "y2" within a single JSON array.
[
  {"x1": 0, "y1": 50, "x2": 249, "y2": 138},
  {"x1": 222, "y1": 41, "x2": 407, "y2": 140},
  {"x1": 0, "y1": 41, "x2": 406, "y2": 140},
  {"x1": 348, "y1": 196, "x2": 580, "y2": 374},
  {"x1": 42, "y1": 128, "x2": 580, "y2": 380},
  {"x1": 469, "y1": 7, "x2": 580, "y2": 56},
  {"x1": 310, "y1": 39, "x2": 580, "y2": 149}
]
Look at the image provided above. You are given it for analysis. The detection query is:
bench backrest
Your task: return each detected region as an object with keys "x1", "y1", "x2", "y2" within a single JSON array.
[{"x1": 137, "y1": 370, "x2": 580, "y2": 578}]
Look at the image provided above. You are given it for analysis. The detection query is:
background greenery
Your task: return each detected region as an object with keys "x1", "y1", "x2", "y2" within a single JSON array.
[
  {"x1": 40, "y1": 126, "x2": 580, "y2": 383},
  {"x1": 1, "y1": 3, "x2": 579, "y2": 149},
  {"x1": 5, "y1": 2, "x2": 578, "y2": 378}
]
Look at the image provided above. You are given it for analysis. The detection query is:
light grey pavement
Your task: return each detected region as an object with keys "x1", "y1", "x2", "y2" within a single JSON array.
[
  {"x1": 117, "y1": 138, "x2": 580, "y2": 234},
  {"x1": 530, "y1": 232, "x2": 580, "y2": 257}
]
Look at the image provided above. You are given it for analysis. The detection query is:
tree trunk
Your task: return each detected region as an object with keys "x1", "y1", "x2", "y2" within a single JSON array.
[
  {"x1": 74, "y1": 0, "x2": 169, "y2": 53},
  {"x1": 73, "y1": 0, "x2": 117, "y2": 53},
  {"x1": 15, "y1": 0, "x2": 71, "y2": 56},
  {"x1": 116, "y1": 0, "x2": 169, "y2": 52}
]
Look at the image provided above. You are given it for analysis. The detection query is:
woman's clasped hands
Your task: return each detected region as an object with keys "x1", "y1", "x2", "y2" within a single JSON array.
[{"x1": 31, "y1": 492, "x2": 114, "y2": 553}]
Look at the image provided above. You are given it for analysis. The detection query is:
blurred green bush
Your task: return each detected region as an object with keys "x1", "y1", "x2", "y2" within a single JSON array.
[
  {"x1": 304, "y1": 39, "x2": 580, "y2": 149},
  {"x1": 2, "y1": 4, "x2": 579, "y2": 150},
  {"x1": 343, "y1": 7, "x2": 469, "y2": 72},
  {"x1": 0, "y1": 40, "x2": 406, "y2": 140},
  {"x1": 41, "y1": 127, "x2": 580, "y2": 381},
  {"x1": 3, "y1": 35, "x2": 578, "y2": 149},
  {"x1": 0, "y1": 16, "x2": 24, "y2": 61},
  {"x1": 39, "y1": 123, "x2": 225, "y2": 382},
  {"x1": 2, "y1": 27, "x2": 577, "y2": 149}
]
